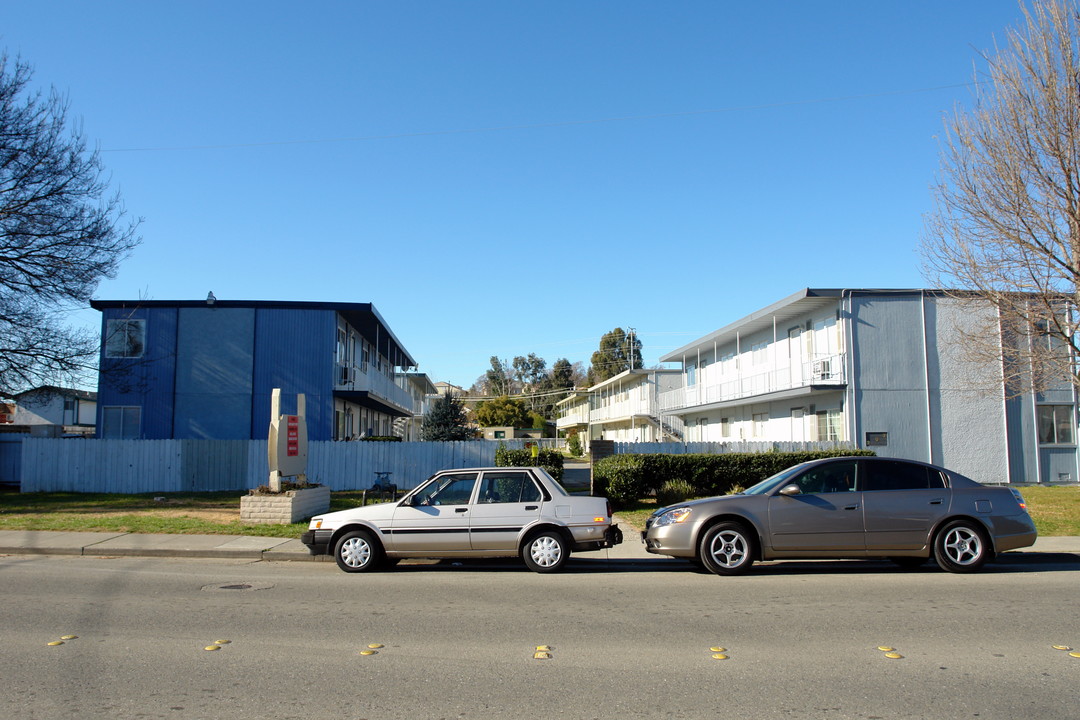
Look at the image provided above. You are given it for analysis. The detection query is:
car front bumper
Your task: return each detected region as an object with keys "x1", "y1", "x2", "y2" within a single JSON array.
[{"x1": 300, "y1": 529, "x2": 334, "y2": 556}]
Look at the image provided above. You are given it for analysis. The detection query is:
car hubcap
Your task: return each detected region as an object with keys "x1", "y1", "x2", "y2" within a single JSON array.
[
  {"x1": 710, "y1": 531, "x2": 747, "y2": 568},
  {"x1": 531, "y1": 536, "x2": 562, "y2": 567},
  {"x1": 944, "y1": 527, "x2": 981, "y2": 565},
  {"x1": 341, "y1": 537, "x2": 371, "y2": 568}
]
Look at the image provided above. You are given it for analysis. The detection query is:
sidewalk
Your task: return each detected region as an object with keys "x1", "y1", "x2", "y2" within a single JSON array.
[{"x1": 0, "y1": 527, "x2": 1077, "y2": 563}]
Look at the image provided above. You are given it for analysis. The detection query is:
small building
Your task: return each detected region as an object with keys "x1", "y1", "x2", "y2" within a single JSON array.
[
  {"x1": 1, "y1": 386, "x2": 97, "y2": 436},
  {"x1": 91, "y1": 298, "x2": 420, "y2": 441},
  {"x1": 658, "y1": 288, "x2": 1078, "y2": 485}
]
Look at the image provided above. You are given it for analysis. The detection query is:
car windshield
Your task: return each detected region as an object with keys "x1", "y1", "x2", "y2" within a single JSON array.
[{"x1": 740, "y1": 464, "x2": 808, "y2": 495}]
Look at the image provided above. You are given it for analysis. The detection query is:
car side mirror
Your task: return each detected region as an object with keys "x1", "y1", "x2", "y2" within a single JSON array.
[{"x1": 779, "y1": 484, "x2": 802, "y2": 497}]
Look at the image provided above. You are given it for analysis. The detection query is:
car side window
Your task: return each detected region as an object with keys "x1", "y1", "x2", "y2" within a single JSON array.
[
  {"x1": 863, "y1": 461, "x2": 939, "y2": 491},
  {"x1": 478, "y1": 471, "x2": 543, "y2": 503},
  {"x1": 416, "y1": 473, "x2": 478, "y2": 505},
  {"x1": 792, "y1": 461, "x2": 857, "y2": 494}
]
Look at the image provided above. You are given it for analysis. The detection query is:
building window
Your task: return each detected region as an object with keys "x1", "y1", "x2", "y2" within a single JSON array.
[
  {"x1": 686, "y1": 364, "x2": 697, "y2": 387},
  {"x1": 101, "y1": 406, "x2": 141, "y2": 438},
  {"x1": 1038, "y1": 405, "x2": 1075, "y2": 445},
  {"x1": 817, "y1": 409, "x2": 843, "y2": 442},
  {"x1": 752, "y1": 342, "x2": 768, "y2": 365},
  {"x1": 752, "y1": 412, "x2": 768, "y2": 437},
  {"x1": 105, "y1": 319, "x2": 145, "y2": 359},
  {"x1": 720, "y1": 417, "x2": 730, "y2": 438}
]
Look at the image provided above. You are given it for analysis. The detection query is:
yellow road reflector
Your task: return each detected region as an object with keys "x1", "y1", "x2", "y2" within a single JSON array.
[
  {"x1": 533, "y1": 651, "x2": 552, "y2": 660},
  {"x1": 359, "y1": 650, "x2": 378, "y2": 656},
  {"x1": 60, "y1": 635, "x2": 78, "y2": 640},
  {"x1": 877, "y1": 646, "x2": 895, "y2": 652},
  {"x1": 47, "y1": 641, "x2": 64, "y2": 646},
  {"x1": 213, "y1": 640, "x2": 231, "y2": 645},
  {"x1": 1052, "y1": 645, "x2": 1072, "y2": 651},
  {"x1": 1069, "y1": 652, "x2": 1080, "y2": 659},
  {"x1": 710, "y1": 647, "x2": 727, "y2": 653},
  {"x1": 536, "y1": 645, "x2": 553, "y2": 652},
  {"x1": 203, "y1": 645, "x2": 221, "y2": 651},
  {"x1": 711, "y1": 653, "x2": 729, "y2": 660},
  {"x1": 884, "y1": 652, "x2": 904, "y2": 659},
  {"x1": 367, "y1": 643, "x2": 384, "y2": 649}
]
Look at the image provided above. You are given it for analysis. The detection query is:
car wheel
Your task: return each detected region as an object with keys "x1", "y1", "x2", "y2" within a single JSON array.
[
  {"x1": 522, "y1": 530, "x2": 568, "y2": 573},
  {"x1": 933, "y1": 520, "x2": 991, "y2": 573},
  {"x1": 890, "y1": 556, "x2": 928, "y2": 570},
  {"x1": 334, "y1": 530, "x2": 384, "y2": 573},
  {"x1": 699, "y1": 522, "x2": 755, "y2": 576}
]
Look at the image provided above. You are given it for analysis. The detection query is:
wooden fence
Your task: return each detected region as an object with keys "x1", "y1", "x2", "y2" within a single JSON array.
[
  {"x1": 9, "y1": 437, "x2": 857, "y2": 493},
  {"x1": 614, "y1": 440, "x2": 856, "y2": 455},
  {"x1": 17, "y1": 438, "x2": 520, "y2": 493}
]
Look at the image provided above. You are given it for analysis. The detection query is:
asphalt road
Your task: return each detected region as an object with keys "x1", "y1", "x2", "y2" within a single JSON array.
[{"x1": 3, "y1": 552, "x2": 1079, "y2": 720}]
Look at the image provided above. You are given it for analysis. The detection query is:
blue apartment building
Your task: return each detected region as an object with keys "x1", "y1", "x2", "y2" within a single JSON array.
[{"x1": 91, "y1": 298, "x2": 419, "y2": 441}]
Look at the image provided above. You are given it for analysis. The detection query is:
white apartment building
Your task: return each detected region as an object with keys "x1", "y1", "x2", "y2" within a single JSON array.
[{"x1": 659, "y1": 288, "x2": 1078, "y2": 485}]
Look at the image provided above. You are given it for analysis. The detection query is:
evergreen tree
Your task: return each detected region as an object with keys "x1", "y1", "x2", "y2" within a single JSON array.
[
  {"x1": 587, "y1": 328, "x2": 642, "y2": 385},
  {"x1": 420, "y1": 393, "x2": 473, "y2": 441}
]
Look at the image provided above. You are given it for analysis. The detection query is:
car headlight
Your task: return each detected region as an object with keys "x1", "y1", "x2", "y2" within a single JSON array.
[
  {"x1": 653, "y1": 507, "x2": 692, "y2": 527},
  {"x1": 309, "y1": 518, "x2": 323, "y2": 529}
]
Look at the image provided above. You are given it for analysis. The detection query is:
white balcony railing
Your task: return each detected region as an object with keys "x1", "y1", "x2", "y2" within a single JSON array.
[
  {"x1": 336, "y1": 364, "x2": 414, "y2": 413},
  {"x1": 659, "y1": 352, "x2": 847, "y2": 412}
]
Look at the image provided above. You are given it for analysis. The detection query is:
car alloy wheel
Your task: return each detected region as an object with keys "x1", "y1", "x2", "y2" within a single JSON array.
[
  {"x1": 699, "y1": 522, "x2": 755, "y2": 576},
  {"x1": 934, "y1": 520, "x2": 990, "y2": 573}
]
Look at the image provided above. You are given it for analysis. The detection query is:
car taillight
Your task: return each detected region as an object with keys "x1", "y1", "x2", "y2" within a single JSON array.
[
  {"x1": 1009, "y1": 487, "x2": 1028, "y2": 510},
  {"x1": 606, "y1": 500, "x2": 613, "y2": 518}
]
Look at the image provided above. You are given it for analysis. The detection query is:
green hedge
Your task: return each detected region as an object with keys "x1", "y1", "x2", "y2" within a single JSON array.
[
  {"x1": 495, "y1": 443, "x2": 565, "y2": 483},
  {"x1": 593, "y1": 450, "x2": 876, "y2": 507}
]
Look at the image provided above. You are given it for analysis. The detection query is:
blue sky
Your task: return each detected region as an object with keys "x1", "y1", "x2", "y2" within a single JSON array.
[{"x1": 5, "y1": 1, "x2": 1027, "y2": 388}]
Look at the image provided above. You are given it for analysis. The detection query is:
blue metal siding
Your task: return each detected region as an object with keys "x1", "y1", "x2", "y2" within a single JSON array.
[
  {"x1": 173, "y1": 307, "x2": 256, "y2": 439},
  {"x1": 96, "y1": 307, "x2": 179, "y2": 438},
  {"x1": 850, "y1": 295, "x2": 931, "y2": 462},
  {"x1": 252, "y1": 309, "x2": 336, "y2": 441}
]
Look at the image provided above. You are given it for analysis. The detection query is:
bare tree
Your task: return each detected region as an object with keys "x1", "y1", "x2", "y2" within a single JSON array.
[
  {"x1": 922, "y1": 0, "x2": 1080, "y2": 395},
  {"x1": 0, "y1": 54, "x2": 140, "y2": 395}
]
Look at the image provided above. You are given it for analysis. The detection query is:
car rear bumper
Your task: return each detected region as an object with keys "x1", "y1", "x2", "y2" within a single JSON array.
[{"x1": 573, "y1": 524, "x2": 623, "y2": 552}]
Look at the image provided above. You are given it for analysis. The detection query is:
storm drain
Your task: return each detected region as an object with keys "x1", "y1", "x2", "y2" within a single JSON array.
[{"x1": 201, "y1": 581, "x2": 274, "y2": 592}]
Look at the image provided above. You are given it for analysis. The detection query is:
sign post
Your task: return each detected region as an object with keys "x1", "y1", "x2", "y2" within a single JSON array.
[{"x1": 267, "y1": 388, "x2": 308, "y2": 492}]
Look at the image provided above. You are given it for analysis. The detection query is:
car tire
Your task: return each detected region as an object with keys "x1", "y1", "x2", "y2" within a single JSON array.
[
  {"x1": 522, "y1": 530, "x2": 568, "y2": 573},
  {"x1": 933, "y1": 520, "x2": 991, "y2": 573},
  {"x1": 889, "y1": 556, "x2": 928, "y2": 570},
  {"x1": 334, "y1": 530, "x2": 384, "y2": 573},
  {"x1": 698, "y1": 521, "x2": 755, "y2": 576}
]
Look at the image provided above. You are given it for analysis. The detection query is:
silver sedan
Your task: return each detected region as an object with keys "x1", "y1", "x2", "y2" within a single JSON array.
[{"x1": 642, "y1": 456, "x2": 1037, "y2": 575}]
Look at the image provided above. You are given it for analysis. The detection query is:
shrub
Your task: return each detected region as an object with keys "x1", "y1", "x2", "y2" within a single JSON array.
[
  {"x1": 567, "y1": 431, "x2": 584, "y2": 458},
  {"x1": 656, "y1": 479, "x2": 695, "y2": 506},
  {"x1": 592, "y1": 449, "x2": 875, "y2": 504},
  {"x1": 495, "y1": 443, "x2": 565, "y2": 482}
]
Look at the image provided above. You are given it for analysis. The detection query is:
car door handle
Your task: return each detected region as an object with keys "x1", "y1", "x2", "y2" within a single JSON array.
[
  {"x1": 930, "y1": 499, "x2": 943, "y2": 505},
  {"x1": 844, "y1": 504, "x2": 860, "y2": 511},
  {"x1": 455, "y1": 508, "x2": 468, "y2": 513},
  {"x1": 525, "y1": 505, "x2": 538, "y2": 511}
]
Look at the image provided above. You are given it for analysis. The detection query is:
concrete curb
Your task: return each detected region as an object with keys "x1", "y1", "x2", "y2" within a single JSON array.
[{"x1": 0, "y1": 529, "x2": 1077, "y2": 563}]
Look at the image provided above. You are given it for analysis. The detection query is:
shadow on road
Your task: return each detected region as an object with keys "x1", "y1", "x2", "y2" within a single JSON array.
[{"x1": 379, "y1": 551, "x2": 1079, "y2": 575}]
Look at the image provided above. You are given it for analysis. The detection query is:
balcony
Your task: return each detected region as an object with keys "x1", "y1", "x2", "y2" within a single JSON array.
[
  {"x1": 659, "y1": 352, "x2": 847, "y2": 412},
  {"x1": 335, "y1": 364, "x2": 414, "y2": 415}
]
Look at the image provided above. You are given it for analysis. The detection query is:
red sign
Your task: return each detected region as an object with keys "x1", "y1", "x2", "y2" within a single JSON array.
[{"x1": 286, "y1": 415, "x2": 299, "y2": 456}]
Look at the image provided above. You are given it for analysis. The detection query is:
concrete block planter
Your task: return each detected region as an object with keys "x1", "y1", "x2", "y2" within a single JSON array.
[{"x1": 240, "y1": 485, "x2": 330, "y2": 525}]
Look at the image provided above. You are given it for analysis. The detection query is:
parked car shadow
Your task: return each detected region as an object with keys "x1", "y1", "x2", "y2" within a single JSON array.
[{"x1": 385, "y1": 552, "x2": 1079, "y2": 575}]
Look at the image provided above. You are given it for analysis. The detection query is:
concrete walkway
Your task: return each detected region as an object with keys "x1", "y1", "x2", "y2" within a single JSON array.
[{"x1": 0, "y1": 527, "x2": 1077, "y2": 564}]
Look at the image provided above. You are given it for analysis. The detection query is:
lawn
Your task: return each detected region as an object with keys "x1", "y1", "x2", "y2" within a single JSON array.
[
  {"x1": 0, "y1": 489, "x2": 377, "y2": 539},
  {"x1": 1, "y1": 485, "x2": 1077, "y2": 538}
]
